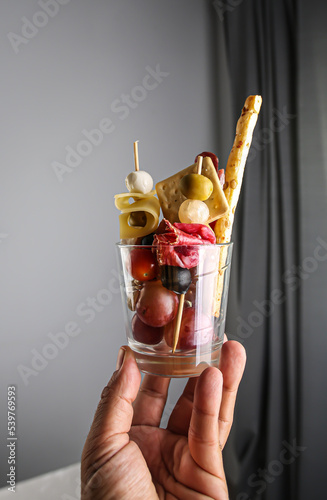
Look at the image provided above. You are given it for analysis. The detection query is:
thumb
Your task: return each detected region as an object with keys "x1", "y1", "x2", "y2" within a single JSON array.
[{"x1": 81, "y1": 346, "x2": 141, "y2": 484}]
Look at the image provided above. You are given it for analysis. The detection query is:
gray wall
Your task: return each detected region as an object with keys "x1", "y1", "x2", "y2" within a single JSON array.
[{"x1": 0, "y1": 0, "x2": 219, "y2": 484}]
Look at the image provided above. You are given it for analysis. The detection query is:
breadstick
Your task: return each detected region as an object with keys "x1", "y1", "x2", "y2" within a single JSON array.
[
  {"x1": 214, "y1": 95, "x2": 262, "y2": 316},
  {"x1": 214, "y1": 95, "x2": 262, "y2": 243}
]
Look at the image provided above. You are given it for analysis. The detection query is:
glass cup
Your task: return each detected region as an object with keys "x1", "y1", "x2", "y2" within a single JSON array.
[{"x1": 116, "y1": 242, "x2": 233, "y2": 377}]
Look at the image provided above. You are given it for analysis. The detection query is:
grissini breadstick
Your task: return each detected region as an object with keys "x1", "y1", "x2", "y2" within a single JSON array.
[
  {"x1": 214, "y1": 95, "x2": 262, "y2": 316},
  {"x1": 215, "y1": 95, "x2": 262, "y2": 243}
]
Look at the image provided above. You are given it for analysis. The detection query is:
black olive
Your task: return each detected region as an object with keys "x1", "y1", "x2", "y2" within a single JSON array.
[
  {"x1": 160, "y1": 265, "x2": 192, "y2": 294},
  {"x1": 141, "y1": 233, "x2": 155, "y2": 245},
  {"x1": 128, "y1": 211, "x2": 146, "y2": 227}
]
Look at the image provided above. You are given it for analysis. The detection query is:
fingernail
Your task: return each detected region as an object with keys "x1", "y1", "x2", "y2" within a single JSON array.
[{"x1": 116, "y1": 347, "x2": 126, "y2": 371}]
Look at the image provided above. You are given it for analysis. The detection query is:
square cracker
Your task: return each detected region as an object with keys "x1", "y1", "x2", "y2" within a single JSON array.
[{"x1": 156, "y1": 156, "x2": 229, "y2": 224}]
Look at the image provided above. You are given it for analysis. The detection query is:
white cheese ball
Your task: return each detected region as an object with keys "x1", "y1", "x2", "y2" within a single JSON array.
[
  {"x1": 125, "y1": 171, "x2": 153, "y2": 194},
  {"x1": 178, "y1": 199, "x2": 210, "y2": 224}
]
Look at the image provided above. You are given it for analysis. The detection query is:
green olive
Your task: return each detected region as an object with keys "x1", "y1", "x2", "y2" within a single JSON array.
[
  {"x1": 179, "y1": 173, "x2": 213, "y2": 201},
  {"x1": 128, "y1": 211, "x2": 147, "y2": 227}
]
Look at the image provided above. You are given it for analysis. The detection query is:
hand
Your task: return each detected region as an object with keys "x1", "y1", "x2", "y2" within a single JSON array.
[{"x1": 81, "y1": 340, "x2": 246, "y2": 499}]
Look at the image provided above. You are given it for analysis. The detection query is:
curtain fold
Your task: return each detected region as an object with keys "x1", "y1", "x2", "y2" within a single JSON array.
[
  {"x1": 210, "y1": 0, "x2": 327, "y2": 498},
  {"x1": 298, "y1": 0, "x2": 327, "y2": 497}
]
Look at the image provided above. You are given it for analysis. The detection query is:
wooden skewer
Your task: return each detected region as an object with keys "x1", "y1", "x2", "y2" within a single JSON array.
[
  {"x1": 172, "y1": 155, "x2": 203, "y2": 352},
  {"x1": 196, "y1": 155, "x2": 203, "y2": 175},
  {"x1": 172, "y1": 294, "x2": 185, "y2": 353},
  {"x1": 134, "y1": 141, "x2": 140, "y2": 171}
]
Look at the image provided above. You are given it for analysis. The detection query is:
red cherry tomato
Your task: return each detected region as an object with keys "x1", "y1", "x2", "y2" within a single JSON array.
[{"x1": 128, "y1": 248, "x2": 157, "y2": 281}]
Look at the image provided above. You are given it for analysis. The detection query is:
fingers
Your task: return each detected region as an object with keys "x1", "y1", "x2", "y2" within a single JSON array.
[
  {"x1": 132, "y1": 374, "x2": 170, "y2": 427},
  {"x1": 167, "y1": 334, "x2": 228, "y2": 436},
  {"x1": 218, "y1": 340, "x2": 246, "y2": 448},
  {"x1": 188, "y1": 367, "x2": 224, "y2": 476},
  {"x1": 81, "y1": 346, "x2": 141, "y2": 484},
  {"x1": 166, "y1": 377, "x2": 197, "y2": 435},
  {"x1": 167, "y1": 338, "x2": 245, "y2": 439}
]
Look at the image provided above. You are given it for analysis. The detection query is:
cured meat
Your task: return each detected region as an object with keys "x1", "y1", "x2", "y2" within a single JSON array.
[{"x1": 153, "y1": 219, "x2": 215, "y2": 268}]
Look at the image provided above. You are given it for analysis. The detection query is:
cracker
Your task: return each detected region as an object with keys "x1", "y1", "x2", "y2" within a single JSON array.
[{"x1": 156, "y1": 157, "x2": 229, "y2": 224}]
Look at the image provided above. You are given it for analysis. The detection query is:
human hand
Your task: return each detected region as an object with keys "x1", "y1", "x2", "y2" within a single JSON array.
[{"x1": 81, "y1": 340, "x2": 246, "y2": 499}]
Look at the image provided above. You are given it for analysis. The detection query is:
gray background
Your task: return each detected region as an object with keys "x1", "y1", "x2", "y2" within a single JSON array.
[{"x1": 0, "y1": 0, "x2": 223, "y2": 484}]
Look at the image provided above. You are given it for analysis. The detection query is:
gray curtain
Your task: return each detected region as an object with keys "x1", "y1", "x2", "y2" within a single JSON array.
[{"x1": 210, "y1": 0, "x2": 327, "y2": 498}]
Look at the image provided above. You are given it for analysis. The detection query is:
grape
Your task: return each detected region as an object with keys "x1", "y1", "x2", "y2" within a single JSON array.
[
  {"x1": 164, "y1": 307, "x2": 214, "y2": 350},
  {"x1": 136, "y1": 280, "x2": 178, "y2": 327},
  {"x1": 131, "y1": 314, "x2": 164, "y2": 345}
]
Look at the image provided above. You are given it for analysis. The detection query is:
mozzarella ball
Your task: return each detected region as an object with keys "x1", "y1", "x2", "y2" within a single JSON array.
[
  {"x1": 125, "y1": 171, "x2": 153, "y2": 194},
  {"x1": 178, "y1": 199, "x2": 210, "y2": 224}
]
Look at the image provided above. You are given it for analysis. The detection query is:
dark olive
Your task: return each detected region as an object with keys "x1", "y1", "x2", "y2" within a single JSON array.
[
  {"x1": 128, "y1": 211, "x2": 146, "y2": 227},
  {"x1": 160, "y1": 265, "x2": 192, "y2": 295},
  {"x1": 141, "y1": 232, "x2": 155, "y2": 245}
]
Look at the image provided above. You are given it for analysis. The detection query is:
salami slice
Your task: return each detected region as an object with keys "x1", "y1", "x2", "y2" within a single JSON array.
[{"x1": 153, "y1": 219, "x2": 215, "y2": 268}]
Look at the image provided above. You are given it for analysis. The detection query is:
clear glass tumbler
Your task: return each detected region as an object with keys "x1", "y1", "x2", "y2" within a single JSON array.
[{"x1": 116, "y1": 242, "x2": 233, "y2": 377}]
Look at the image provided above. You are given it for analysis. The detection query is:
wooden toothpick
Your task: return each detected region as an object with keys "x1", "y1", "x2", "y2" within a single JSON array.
[
  {"x1": 134, "y1": 141, "x2": 140, "y2": 171},
  {"x1": 172, "y1": 294, "x2": 185, "y2": 353},
  {"x1": 197, "y1": 155, "x2": 203, "y2": 175}
]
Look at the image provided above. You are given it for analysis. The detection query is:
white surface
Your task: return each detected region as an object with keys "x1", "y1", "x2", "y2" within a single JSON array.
[{"x1": 0, "y1": 463, "x2": 81, "y2": 500}]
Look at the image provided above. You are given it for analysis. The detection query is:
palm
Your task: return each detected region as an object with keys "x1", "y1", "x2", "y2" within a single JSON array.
[
  {"x1": 81, "y1": 341, "x2": 246, "y2": 500},
  {"x1": 130, "y1": 424, "x2": 226, "y2": 498}
]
